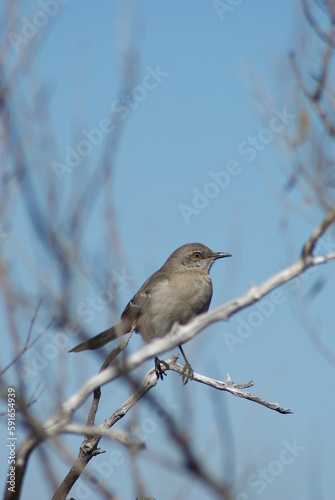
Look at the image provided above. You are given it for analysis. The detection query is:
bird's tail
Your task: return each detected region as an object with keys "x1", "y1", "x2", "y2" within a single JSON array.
[{"x1": 69, "y1": 321, "x2": 129, "y2": 352}]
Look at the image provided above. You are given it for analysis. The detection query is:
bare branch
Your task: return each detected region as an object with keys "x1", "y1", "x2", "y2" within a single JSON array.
[
  {"x1": 167, "y1": 358, "x2": 292, "y2": 414},
  {"x1": 301, "y1": 206, "x2": 335, "y2": 257},
  {"x1": 11, "y1": 349, "x2": 290, "y2": 500},
  {"x1": 62, "y1": 424, "x2": 144, "y2": 451},
  {"x1": 0, "y1": 315, "x2": 54, "y2": 376}
]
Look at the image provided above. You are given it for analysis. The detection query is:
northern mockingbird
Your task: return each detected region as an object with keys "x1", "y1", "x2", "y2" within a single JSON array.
[{"x1": 70, "y1": 243, "x2": 231, "y2": 383}]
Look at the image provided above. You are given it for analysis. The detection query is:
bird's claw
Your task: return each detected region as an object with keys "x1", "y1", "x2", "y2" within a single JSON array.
[
  {"x1": 181, "y1": 361, "x2": 194, "y2": 385},
  {"x1": 155, "y1": 357, "x2": 169, "y2": 381}
]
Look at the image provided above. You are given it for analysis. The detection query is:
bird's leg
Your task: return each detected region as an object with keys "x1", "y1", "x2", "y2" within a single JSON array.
[
  {"x1": 178, "y1": 345, "x2": 194, "y2": 385},
  {"x1": 155, "y1": 357, "x2": 169, "y2": 380}
]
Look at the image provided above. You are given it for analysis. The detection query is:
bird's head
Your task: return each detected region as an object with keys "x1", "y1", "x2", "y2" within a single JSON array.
[{"x1": 166, "y1": 243, "x2": 231, "y2": 273}]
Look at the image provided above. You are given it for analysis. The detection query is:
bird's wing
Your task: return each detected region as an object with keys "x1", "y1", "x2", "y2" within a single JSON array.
[
  {"x1": 121, "y1": 294, "x2": 144, "y2": 321},
  {"x1": 121, "y1": 269, "x2": 168, "y2": 321}
]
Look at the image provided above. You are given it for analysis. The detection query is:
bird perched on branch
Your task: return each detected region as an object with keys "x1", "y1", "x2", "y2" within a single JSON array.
[{"x1": 69, "y1": 243, "x2": 231, "y2": 383}]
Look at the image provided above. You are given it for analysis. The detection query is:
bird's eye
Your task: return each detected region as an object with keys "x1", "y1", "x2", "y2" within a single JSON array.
[{"x1": 193, "y1": 251, "x2": 201, "y2": 259}]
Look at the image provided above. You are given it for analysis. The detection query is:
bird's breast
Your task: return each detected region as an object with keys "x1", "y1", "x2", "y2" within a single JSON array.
[{"x1": 136, "y1": 271, "x2": 213, "y2": 341}]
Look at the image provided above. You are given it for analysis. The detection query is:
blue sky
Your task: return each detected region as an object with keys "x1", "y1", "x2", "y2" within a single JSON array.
[{"x1": 1, "y1": 1, "x2": 335, "y2": 499}]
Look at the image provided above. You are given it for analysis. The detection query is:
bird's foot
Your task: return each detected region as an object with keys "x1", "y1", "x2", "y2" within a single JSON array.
[
  {"x1": 155, "y1": 357, "x2": 169, "y2": 381},
  {"x1": 181, "y1": 361, "x2": 194, "y2": 385}
]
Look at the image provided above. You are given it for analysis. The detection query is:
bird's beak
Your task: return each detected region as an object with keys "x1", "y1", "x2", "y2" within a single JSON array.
[{"x1": 213, "y1": 252, "x2": 232, "y2": 260}]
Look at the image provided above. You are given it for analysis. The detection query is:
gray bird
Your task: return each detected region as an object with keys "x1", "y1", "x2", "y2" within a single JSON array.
[{"x1": 70, "y1": 243, "x2": 231, "y2": 383}]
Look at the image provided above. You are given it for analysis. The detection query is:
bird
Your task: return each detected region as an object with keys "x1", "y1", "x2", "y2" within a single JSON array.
[{"x1": 69, "y1": 243, "x2": 231, "y2": 383}]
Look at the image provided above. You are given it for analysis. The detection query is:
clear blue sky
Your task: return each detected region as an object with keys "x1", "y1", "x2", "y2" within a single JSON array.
[{"x1": 2, "y1": 1, "x2": 335, "y2": 499}]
